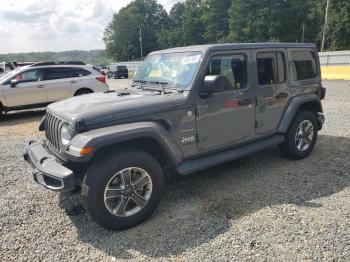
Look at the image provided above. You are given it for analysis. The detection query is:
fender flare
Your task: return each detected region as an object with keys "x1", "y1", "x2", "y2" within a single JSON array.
[
  {"x1": 277, "y1": 93, "x2": 323, "y2": 133},
  {"x1": 68, "y1": 121, "x2": 184, "y2": 165}
]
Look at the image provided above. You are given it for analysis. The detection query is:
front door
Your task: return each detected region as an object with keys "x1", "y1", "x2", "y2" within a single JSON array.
[
  {"x1": 196, "y1": 51, "x2": 255, "y2": 150},
  {"x1": 253, "y1": 49, "x2": 289, "y2": 135},
  {"x1": 3, "y1": 68, "x2": 47, "y2": 107}
]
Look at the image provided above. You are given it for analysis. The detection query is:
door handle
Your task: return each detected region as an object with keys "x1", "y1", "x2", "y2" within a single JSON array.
[
  {"x1": 70, "y1": 80, "x2": 77, "y2": 84},
  {"x1": 275, "y1": 92, "x2": 288, "y2": 99},
  {"x1": 37, "y1": 85, "x2": 45, "y2": 88},
  {"x1": 238, "y1": 98, "x2": 253, "y2": 106}
]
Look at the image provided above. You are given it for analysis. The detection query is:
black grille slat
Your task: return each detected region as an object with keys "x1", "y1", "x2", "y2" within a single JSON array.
[
  {"x1": 45, "y1": 112, "x2": 63, "y2": 151},
  {"x1": 52, "y1": 116, "x2": 57, "y2": 149}
]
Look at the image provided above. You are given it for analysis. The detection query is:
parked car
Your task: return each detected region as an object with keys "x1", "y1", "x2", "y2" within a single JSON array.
[
  {"x1": 0, "y1": 62, "x2": 16, "y2": 75},
  {"x1": 24, "y1": 43, "x2": 325, "y2": 230},
  {"x1": 107, "y1": 65, "x2": 128, "y2": 79},
  {"x1": 0, "y1": 61, "x2": 108, "y2": 116}
]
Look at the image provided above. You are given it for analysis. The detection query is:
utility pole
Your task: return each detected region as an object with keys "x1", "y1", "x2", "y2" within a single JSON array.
[
  {"x1": 321, "y1": 0, "x2": 331, "y2": 52},
  {"x1": 216, "y1": 14, "x2": 219, "y2": 43},
  {"x1": 302, "y1": 24, "x2": 305, "y2": 43},
  {"x1": 139, "y1": 28, "x2": 143, "y2": 61}
]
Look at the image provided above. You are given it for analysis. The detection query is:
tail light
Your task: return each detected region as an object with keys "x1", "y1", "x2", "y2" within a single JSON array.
[{"x1": 96, "y1": 75, "x2": 106, "y2": 83}]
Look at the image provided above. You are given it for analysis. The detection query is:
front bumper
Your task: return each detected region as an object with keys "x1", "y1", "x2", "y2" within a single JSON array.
[
  {"x1": 317, "y1": 112, "x2": 325, "y2": 130},
  {"x1": 23, "y1": 137, "x2": 75, "y2": 192}
]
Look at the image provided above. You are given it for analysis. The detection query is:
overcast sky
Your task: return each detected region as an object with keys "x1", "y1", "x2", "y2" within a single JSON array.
[{"x1": 0, "y1": 0, "x2": 182, "y2": 54}]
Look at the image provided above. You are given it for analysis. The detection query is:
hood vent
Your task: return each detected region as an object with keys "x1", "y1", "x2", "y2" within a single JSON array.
[{"x1": 118, "y1": 92, "x2": 131, "y2": 96}]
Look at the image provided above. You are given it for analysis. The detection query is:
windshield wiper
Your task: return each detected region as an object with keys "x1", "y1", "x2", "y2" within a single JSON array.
[
  {"x1": 149, "y1": 81, "x2": 168, "y2": 93},
  {"x1": 131, "y1": 79, "x2": 147, "y2": 90}
]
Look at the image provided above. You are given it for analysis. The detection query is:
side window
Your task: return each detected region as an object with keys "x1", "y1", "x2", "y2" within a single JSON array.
[
  {"x1": 206, "y1": 54, "x2": 247, "y2": 89},
  {"x1": 292, "y1": 51, "x2": 317, "y2": 80},
  {"x1": 44, "y1": 68, "x2": 71, "y2": 80},
  {"x1": 257, "y1": 52, "x2": 286, "y2": 85},
  {"x1": 70, "y1": 68, "x2": 91, "y2": 77},
  {"x1": 14, "y1": 69, "x2": 43, "y2": 83}
]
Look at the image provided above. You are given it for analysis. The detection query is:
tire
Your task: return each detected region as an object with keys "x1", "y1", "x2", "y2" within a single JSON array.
[
  {"x1": 74, "y1": 89, "x2": 93, "y2": 96},
  {"x1": 81, "y1": 149, "x2": 164, "y2": 230},
  {"x1": 279, "y1": 110, "x2": 318, "y2": 160},
  {"x1": 0, "y1": 104, "x2": 3, "y2": 119}
]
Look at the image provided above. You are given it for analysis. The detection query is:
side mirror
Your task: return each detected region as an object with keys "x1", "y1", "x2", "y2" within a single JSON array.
[
  {"x1": 200, "y1": 75, "x2": 231, "y2": 98},
  {"x1": 10, "y1": 79, "x2": 18, "y2": 88}
]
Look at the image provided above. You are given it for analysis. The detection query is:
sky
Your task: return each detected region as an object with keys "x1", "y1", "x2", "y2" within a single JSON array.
[{"x1": 0, "y1": 0, "x2": 182, "y2": 54}]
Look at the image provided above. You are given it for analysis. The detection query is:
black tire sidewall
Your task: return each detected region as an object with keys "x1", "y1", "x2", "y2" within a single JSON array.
[
  {"x1": 82, "y1": 150, "x2": 164, "y2": 230},
  {"x1": 281, "y1": 110, "x2": 318, "y2": 159}
]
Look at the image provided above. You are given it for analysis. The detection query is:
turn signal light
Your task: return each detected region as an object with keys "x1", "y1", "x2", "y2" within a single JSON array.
[{"x1": 79, "y1": 147, "x2": 94, "y2": 155}]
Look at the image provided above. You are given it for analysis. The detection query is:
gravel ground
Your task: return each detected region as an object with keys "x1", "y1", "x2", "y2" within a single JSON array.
[{"x1": 0, "y1": 80, "x2": 350, "y2": 261}]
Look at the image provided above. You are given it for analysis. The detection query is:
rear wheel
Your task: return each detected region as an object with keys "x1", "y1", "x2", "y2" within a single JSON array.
[
  {"x1": 81, "y1": 149, "x2": 164, "y2": 230},
  {"x1": 279, "y1": 110, "x2": 318, "y2": 160}
]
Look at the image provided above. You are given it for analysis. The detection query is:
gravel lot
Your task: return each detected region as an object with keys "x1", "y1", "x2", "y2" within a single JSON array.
[{"x1": 1, "y1": 80, "x2": 350, "y2": 261}]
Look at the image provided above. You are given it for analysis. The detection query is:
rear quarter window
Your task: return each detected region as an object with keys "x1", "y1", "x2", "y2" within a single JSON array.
[
  {"x1": 71, "y1": 68, "x2": 91, "y2": 77},
  {"x1": 291, "y1": 51, "x2": 318, "y2": 81}
]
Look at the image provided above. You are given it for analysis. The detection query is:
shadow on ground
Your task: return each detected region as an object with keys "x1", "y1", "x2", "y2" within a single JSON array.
[
  {"x1": 59, "y1": 134, "x2": 350, "y2": 259},
  {"x1": 0, "y1": 109, "x2": 45, "y2": 127}
]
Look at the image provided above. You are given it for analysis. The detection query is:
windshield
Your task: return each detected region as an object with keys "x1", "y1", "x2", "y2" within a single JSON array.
[
  {"x1": 0, "y1": 67, "x2": 24, "y2": 82},
  {"x1": 133, "y1": 51, "x2": 202, "y2": 89}
]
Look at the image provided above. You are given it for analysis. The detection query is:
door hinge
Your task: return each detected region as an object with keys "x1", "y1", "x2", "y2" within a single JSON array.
[{"x1": 196, "y1": 134, "x2": 207, "y2": 142}]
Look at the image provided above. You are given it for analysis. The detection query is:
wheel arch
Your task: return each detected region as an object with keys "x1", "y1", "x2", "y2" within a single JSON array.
[
  {"x1": 278, "y1": 93, "x2": 323, "y2": 133},
  {"x1": 94, "y1": 137, "x2": 175, "y2": 172},
  {"x1": 74, "y1": 87, "x2": 93, "y2": 96},
  {"x1": 69, "y1": 121, "x2": 184, "y2": 169}
]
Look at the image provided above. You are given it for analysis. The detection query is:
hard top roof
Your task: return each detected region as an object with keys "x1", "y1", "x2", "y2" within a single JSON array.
[{"x1": 149, "y1": 43, "x2": 316, "y2": 55}]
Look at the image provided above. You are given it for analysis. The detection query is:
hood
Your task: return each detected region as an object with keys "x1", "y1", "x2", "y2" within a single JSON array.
[{"x1": 48, "y1": 91, "x2": 186, "y2": 127}]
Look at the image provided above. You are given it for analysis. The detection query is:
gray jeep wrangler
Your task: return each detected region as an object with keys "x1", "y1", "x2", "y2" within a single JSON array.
[{"x1": 24, "y1": 43, "x2": 326, "y2": 230}]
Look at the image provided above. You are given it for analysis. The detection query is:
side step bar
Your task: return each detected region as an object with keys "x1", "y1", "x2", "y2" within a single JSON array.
[{"x1": 177, "y1": 135, "x2": 285, "y2": 176}]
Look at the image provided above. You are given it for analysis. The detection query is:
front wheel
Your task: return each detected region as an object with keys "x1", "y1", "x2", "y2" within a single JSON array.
[
  {"x1": 81, "y1": 149, "x2": 164, "y2": 230},
  {"x1": 279, "y1": 110, "x2": 318, "y2": 160}
]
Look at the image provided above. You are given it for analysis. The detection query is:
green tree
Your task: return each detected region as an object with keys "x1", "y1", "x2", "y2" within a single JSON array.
[
  {"x1": 201, "y1": 0, "x2": 232, "y2": 43},
  {"x1": 104, "y1": 0, "x2": 169, "y2": 61},
  {"x1": 157, "y1": 2, "x2": 186, "y2": 48},
  {"x1": 227, "y1": 0, "x2": 323, "y2": 46},
  {"x1": 182, "y1": 0, "x2": 206, "y2": 45},
  {"x1": 327, "y1": 0, "x2": 350, "y2": 50}
]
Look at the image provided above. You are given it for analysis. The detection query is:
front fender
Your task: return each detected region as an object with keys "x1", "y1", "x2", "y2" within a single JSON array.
[
  {"x1": 278, "y1": 93, "x2": 323, "y2": 133},
  {"x1": 66, "y1": 121, "x2": 184, "y2": 165}
]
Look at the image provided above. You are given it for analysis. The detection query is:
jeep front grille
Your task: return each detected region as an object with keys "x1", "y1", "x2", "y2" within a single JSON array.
[{"x1": 45, "y1": 112, "x2": 62, "y2": 151}]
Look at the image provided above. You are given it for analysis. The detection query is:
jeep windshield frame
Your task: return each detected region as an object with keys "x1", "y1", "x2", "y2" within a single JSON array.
[{"x1": 133, "y1": 51, "x2": 203, "y2": 90}]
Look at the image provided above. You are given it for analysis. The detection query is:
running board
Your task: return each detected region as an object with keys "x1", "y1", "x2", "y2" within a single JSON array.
[{"x1": 177, "y1": 135, "x2": 285, "y2": 175}]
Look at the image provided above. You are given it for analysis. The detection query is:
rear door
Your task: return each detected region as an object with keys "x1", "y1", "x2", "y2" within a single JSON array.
[
  {"x1": 3, "y1": 68, "x2": 47, "y2": 107},
  {"x1": 253, "y1": 49, "x2": 289, "y2": 135},
  {"x1": 196, "y1": 51, "x2": 255, "y2": 150},
  {"x1": 43, "y1": 67, "x2": 90, "y2": 102}
]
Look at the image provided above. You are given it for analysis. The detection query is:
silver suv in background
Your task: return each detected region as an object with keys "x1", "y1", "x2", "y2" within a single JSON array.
[{"x1": 0, "y1": 61, "x2": 109, "y2": 116}]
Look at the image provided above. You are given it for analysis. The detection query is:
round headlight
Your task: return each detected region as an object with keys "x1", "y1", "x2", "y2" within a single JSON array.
[{"x1": 60, "y1": 123, "x2": 72, "y2": 146}]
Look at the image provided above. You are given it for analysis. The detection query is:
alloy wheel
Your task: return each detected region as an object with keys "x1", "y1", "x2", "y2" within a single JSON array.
[
  {"x1": 104, "y1": 167, "x2": 153, "y2": 217},
  {"x1": 295, "y1": 120, "x2": 314, "y2": 152}
]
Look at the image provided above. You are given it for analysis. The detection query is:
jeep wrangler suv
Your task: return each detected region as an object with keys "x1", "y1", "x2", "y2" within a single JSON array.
[{"x1": 24, "y1": 43, "x2": 326, "y2": 230}]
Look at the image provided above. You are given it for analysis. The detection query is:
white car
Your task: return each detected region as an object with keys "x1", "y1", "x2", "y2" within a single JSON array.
[{"x1": 0, "y1": 62, "x2": 109, "y2": 116}]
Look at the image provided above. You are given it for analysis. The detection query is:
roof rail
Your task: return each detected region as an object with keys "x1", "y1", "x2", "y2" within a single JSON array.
[{"x1": 30, "y1": 61, "x2": 86, "y2": 66}]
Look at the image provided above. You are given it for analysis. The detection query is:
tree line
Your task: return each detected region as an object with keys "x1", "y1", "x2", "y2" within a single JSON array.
[
  {"x1": 104, "y1": 0, "x2": 350, "y2": 61},
  {"x1": 0, "y1": 50, "x2": 108, "y2": 64}
]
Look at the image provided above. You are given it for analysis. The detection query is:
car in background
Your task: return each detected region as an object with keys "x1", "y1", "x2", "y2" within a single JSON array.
[
  {"x1": 107, "y1": 65, "x2": 128, "y2": 79},
  {"x1": 0, "y1": 61, "x2": 109, "y2": 116}
]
